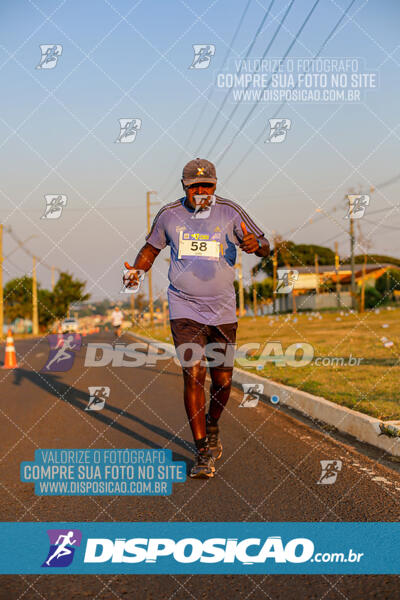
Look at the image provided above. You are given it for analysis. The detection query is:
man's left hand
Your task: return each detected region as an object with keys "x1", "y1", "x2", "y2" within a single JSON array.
[{"x1": 240, "y1": 221, "x2": 259, "y2": 254}]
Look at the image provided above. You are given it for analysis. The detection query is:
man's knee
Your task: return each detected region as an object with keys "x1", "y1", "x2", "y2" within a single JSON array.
[
  {"x1": 183, "y1": 363, "x2": 206, "y2": 388},
  {"x1": 210, "y1": 368, "x2": 233, "y2": 390}
]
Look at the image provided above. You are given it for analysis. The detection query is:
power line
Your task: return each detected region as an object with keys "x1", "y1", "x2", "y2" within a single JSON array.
[
  {"x1": 4, "y1": 227, "x2": 61, "y2": 274},
  {"x1": 194, "y1": 0, "x2": 277, "y2": 157},
  {"x1": 159, "y1": 0, "x2": 254, "y2": 198},
  {"x1": 220, "y1": 0, "x2": 357, "y2": 179},
  {"x1": 214, "y1": 0, "x2": 321, "y2": 164}
]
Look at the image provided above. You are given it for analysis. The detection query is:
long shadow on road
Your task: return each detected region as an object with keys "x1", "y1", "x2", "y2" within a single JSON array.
[{"x1": 11, "y1": 368, "x2": 192, "y2": 467}]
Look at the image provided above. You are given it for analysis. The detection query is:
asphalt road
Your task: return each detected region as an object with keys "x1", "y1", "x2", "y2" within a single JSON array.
[{"x1": 1, "y1": 331, "x2": 399, "y2": 599}]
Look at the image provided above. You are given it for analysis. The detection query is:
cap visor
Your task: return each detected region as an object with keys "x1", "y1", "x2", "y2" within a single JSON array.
[{"x1": 183, "y1": 177, "x2": 217, "y2": 186}]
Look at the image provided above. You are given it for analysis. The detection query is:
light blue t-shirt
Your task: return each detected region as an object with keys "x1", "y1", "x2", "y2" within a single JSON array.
[{"x1": 146, "y1": 195, "x2": 265, "y2": 325}]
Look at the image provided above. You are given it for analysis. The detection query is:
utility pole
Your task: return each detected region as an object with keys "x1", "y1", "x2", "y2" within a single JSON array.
[
  {"x1": 162, "y1": 300, "x2": 168, "y2": 331},
  {"x1": 0, "y1": 224, "x2": 3, "y2": 340},
  {"x1": 130, "y1": 292, "x2": 135, "y2": 323},
  {"x1": 32, "y1": 256, "x2": 39, "y2": 335},
  {"x1": 251, "y1": 271, "x2": 257, "y2": 317},
  {"x1": 272, "y1": 237, "x2": 278, "y2": 314},
  {"x1": 51, "y1": 266, "x2": 55, "y2": 291},
  {"x1": 146, "y1": 191, "x2": 158, "y2": 327},
  {"x1": 237, "y1": 248, "x2": 245, "y2": 317},
  {"x1": 360, "y1": 252, "x2": 367, "y2": 313},
  {"x1": 314, "y1": 254, "x2": 320, "y2": 295},
  {"x1": 334, "y1": 241, "x2": 341, "y2": 309},
  {"x1": 348, "y1": 194, "x2": 357, "y2": 310}
]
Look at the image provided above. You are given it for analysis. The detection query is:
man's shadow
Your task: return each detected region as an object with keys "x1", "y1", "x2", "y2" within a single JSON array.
[{"x1": 12, "y1": 368, "x2": 194, "y2": 468}]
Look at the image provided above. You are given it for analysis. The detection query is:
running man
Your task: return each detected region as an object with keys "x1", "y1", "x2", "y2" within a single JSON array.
[
  {"x1": 110, "y1": 306, "x2": 124, "y2": 337},
  {"x1": 45, "y1": 531, "x2": 77, "y2": 566},
  {"x1": 124, "y1": 158, "x2": 269, "y2": 478}
]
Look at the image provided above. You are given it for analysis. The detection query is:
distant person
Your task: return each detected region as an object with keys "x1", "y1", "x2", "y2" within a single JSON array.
[{"x1": 111, "y1": 306, "x2": 124, "y2": 337}]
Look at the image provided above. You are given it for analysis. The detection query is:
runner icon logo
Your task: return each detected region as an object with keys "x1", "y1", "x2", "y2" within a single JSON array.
[
  {"x1": 189, "y1": 45, "x2": 216, "y2": 69},
  {"x1": 317, "y1": 460, "x2": 342, "y2": 485},
  {"x1": 265, "y1": 118, "x2": 291, "y2": 143},
  {"x1": 239, "y1": 383, "x2": 264, "y2": 408},
  {"x1": 115, "y1": 118, "x2": 142, "y2": 143},
  {"x1": 42, "y1": 529, "x2": 82, "y2": 567},
  {"x1": 86, "y1": 386, "x2": 110, "y2": 411},
  {"x1": 42, "y1": 334, "x2": 82, "y2": 372},
  {"x1": 345, "y1": 195, "x2": 370, "y2": 219},
  {"x1": 36, "y1": 45, "x2": 63, "y2": 69},
  {"x1": 276, "y1": 269, "x2": 299, "y2": 294},
  {"x1": 41, "y1": 194, "x2": 67, "y2": 219}
]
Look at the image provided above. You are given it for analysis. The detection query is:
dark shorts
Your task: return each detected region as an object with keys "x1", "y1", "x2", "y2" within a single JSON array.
[{"x1": 170, "y1": 318, "x2": 238, "y2": 370}]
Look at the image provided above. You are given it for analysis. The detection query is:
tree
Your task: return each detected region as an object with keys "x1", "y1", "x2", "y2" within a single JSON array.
[
  {"x1": 375, "y1": 269, "x2": 400, "y2": 301},
  {"x1": 245, "y1": 278, "x2": 273, "y2": 304},
  {"x1": 354, "y1": 254, "x2": 400, "y2": 267},
  {"x1": 254, "y1": 241, "x2": 335, "y2": 276},
  {"x1": 363, "y1": 286, "x2": 382, "y2": 309},
  {"x1": 52, "y1": 272, "x2": 90, "y2": 320},
  {"x1": 4, "y1": 276, "x2": 35, "y2": 322},
  {"x1": 4, "y1": 271, "x2": 90, "y2": 329}
]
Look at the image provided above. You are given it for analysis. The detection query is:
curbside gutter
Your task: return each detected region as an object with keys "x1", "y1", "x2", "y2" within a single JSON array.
[
  {"x1": 128, "y1": 330, "x2": 400, "y2": 457},
  {"x1": 232, "y1": 367, "x2": 400, "y2": 458}
]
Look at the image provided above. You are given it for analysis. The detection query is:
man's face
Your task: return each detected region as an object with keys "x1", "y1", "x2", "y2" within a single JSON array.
[{"x1": 183, "y1": 181, "x2": 216, "y2": 210}]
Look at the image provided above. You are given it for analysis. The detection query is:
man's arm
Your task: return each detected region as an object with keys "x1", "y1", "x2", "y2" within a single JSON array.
[
  {"x1": 239, "y1": 222, "x2": 270, "y2": 257},
  {"x1": 125, "y1": 243, "x2": 161, "y2": 273},
  {"x1": 254, "y1": 236, "x2": 270, "y2": 258}
]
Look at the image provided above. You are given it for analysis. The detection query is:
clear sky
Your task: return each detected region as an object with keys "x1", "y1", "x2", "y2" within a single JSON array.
[{"x1": 1, "y1": 0, "x2": 399, "y2": 302}]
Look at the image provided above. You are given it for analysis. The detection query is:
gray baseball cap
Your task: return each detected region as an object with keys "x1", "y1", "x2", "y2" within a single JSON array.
[{"x1": 182, "y1": 158, "x2": 217, "y2": 186}]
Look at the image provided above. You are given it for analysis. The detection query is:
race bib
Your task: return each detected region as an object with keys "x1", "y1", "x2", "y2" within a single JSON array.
[{"x1": 178, "y1": 231, "x2": 221, "y2": 261}]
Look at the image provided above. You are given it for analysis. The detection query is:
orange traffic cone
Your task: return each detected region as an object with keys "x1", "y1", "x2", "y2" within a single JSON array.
[{"x1": 3, "y1": 328, "x2": 18, "y2": 369}]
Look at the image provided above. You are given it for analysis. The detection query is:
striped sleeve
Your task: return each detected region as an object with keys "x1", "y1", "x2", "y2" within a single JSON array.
[
  {"x1": 145, "y1": 207, "x2": 168, "y2": 249},
  {"x1": 217, "y1": 197, "x2": 265, "y2": 243},
  {"x1": 145, "y1": 200, "x2": 180, "y2": 249}
]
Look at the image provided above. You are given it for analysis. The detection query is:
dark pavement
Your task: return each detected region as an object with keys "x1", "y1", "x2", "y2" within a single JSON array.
[{"x1": 0, "y1": 331, "x2": 399, "y2": 599}]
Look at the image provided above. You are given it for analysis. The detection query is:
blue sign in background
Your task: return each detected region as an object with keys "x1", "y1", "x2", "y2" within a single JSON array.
[{"x1": 0, "y1": 522, "x2": 398, "y2": 574}]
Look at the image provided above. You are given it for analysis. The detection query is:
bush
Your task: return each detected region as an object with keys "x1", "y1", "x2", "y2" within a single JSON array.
[
  {"x1": 376, "y1": 269, "x2": 400, "y2": 301},
  {"x1": 363, "y1": 286, "x2": 382, "y2": 309}
]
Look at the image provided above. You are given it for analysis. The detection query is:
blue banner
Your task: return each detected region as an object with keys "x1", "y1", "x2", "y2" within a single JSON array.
[{"x1": 0, "y1": 522, "x2": 398, "y2": 574}]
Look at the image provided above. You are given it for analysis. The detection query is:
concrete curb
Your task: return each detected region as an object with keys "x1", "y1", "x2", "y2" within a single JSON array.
[
  {"x1": 128, "y1": 330, "x2": 400, "y2": 458},
  {"x1": 232, "y1": 368, "x2": 400, "y2": 457}
]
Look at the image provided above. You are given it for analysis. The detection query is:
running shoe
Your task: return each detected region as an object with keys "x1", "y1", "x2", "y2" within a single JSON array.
[
  {"x1": 206, "y1": 420, "x2": 223, "y2": 460},
  {"x1": 190, "y1": 447, "x2": 215, "y2": 478}
]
